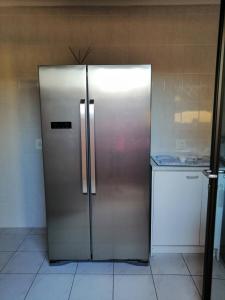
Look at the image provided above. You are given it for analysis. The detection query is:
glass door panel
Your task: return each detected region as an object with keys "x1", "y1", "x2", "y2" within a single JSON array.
[
  {"x1": 203, "y1": 3, "x2": 225, "y2": 300},
  {"x1": 210, "y1": 99, "x2": 225, "y2": 299}
]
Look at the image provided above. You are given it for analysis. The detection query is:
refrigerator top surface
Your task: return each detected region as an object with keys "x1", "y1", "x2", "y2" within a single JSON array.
[{"x1": 38, "y1": 64, "x2": 152, "y2": 68}]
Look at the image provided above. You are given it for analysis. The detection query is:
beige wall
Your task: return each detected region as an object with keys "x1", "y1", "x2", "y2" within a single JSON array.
[{"x1": 0, "y1": 5, "x2": 220, "y2": 226}]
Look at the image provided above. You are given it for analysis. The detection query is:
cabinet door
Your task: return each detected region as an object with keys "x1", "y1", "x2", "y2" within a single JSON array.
[{"x1": 152, "y1": 171, "x2": 203, "y2": 246}]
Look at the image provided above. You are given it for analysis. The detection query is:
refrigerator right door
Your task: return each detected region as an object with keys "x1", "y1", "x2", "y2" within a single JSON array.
[{"x1": 88, "y1": 65, "x2": 151, "y2": 261}]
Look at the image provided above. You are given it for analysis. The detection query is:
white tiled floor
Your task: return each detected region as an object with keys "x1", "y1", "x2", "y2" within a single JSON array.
[
  {"x1": 154, "y1": 275, "x2": 200, "y2": 300},
  {"x1": 1, "y1": 252, "x2": 45, "y2": 274},
  {"x1": 115, "y1": 275, "x2": 157, "y2": 300},
  {"x1": 151, "y1": 253, "x2": 189, "y2": 275},
  {"x1": 0, "y1": 228, "x2": 225, "y2": 300},
  {"x1": 71, "y1": 274, "x2": 113, "y2": 300},
  {"x1": 39, "y1": 258, "x2": 77, "y2": 274},
  {"x1": 182, "y1": 253, "x2": 204, "y2": 276},
  {"x1": 114, "y1": 262, "x2": 151, "y2": 275},
  {"x1": 76, "y1": 262, "x2": 113, "y2": 275}
]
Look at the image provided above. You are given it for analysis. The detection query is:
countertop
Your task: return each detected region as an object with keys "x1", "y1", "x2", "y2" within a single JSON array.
[{"x1": 150, "y1": 159, "x2": 209, "y2": 172}]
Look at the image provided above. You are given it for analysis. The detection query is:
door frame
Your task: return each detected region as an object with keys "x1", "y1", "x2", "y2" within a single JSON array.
[{"x1": 203, "y1": 1, "x2": 225, "y2": 299}]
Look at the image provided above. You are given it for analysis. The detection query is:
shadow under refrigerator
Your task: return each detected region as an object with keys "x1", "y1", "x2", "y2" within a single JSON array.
[{"x1": 39, "y1": 65, "x2": 151, "y2": 262}]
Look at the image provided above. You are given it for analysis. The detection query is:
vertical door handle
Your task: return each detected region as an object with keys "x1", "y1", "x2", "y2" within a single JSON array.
[
  {"x1": 80, "y1": 99, "x2": 88, "y2": 194},
  {"x1": 89, "y1": 99, "x2": 96, "y2": 194}
]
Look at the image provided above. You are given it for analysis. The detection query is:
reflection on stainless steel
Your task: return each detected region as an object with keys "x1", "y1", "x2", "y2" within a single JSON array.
[
  {"x1": 174, "y1": 110, "x2": 212, "y2": 124},
  {"x1": 39, "y1": 65, "x2": 151, "y2": 262},
  {"x1": 92, "y1": 66, "x2": 149, "y2": 93}
]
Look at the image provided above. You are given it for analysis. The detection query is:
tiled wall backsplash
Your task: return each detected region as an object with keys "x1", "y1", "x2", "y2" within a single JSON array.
[
  {"x1": 0, "y1": 5, "x2": 220, "y2": 226},
  {"x1": 151, "y1": 73, "x2": 215, "y2": 155},
  {"x1": 148, "y1": 6, "x2": 219, "y2": 156}
]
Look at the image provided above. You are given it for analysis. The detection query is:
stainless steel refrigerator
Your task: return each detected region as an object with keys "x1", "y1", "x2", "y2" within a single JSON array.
[{"x1": 39, "y1": 65, "x2": 151, "y2": 262}]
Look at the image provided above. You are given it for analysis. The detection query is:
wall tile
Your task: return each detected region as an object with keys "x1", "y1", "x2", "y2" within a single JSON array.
[{"x1": 0, "y1": 5, "x2": 220, "y2": 226}]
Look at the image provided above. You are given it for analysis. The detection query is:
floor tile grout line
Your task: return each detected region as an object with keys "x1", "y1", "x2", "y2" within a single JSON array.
[
  {"x1": 76, "y1": 272, "x2": 153, "y2": 275},
  {"x1": 190, "y1": 275, "x2": 202, "y2": 299},
  {"x1": 23, "y1": 251, "x2": 46, "y2": 300},
  {"x1": 0, "y1": 272, "x2": 77, "y2": 275},
  {"x1": 191, "y1": 274, "x2": 202, "y2": 298},
  {"x1": 181, "y1": 253, "x2": 204, "y2": 276},
  {"x1": 0, "y1": 250, "x2": 47, "y2": 275},
  {"x1": 0, "y1": 228, "x2": 32, "y2": 235},
  {"x1": 151, "y1": 276, "x2": 159, "y2": 300},
  {"x1": 181, "y1": 253, "x2": 202, "y2": 298},
  {"x1": 67, "y1": 263, "x2": 78, "y2": 300},
  {"x1": 0, "y1": 230, "x2": 34, "y2": 273},
  {"x1": 181, "y1": 253, "x2": 192, "y2": 276},
  {"x1": 76, "y1": 272, "x2": 114, "y2": 275},
  {"x1": 0, "y1": 230, "x2": 30, "y2": 253},
  {"x1": 0, "y1": 251, "x2": 16, "y2": 273},
  {"x1": 16, "y1": 234, "x2": 47, "y2": 253},
  {"x1": 151, "y1": 273, "x2": 196, "y2": 276},
  {"x1": 149, "y1": 259, "x2": 159, "y2": 300},
  {"x1": 211, "y1": 277, "x2": 225, "y2": 281},
  {"x1": 14, "y1": 230, "x2": 32, "y2": 252},
  {"x1": 1, "y1": 251, "x2": 48, "y2": 275},
  {"x1": 67, "y1": 274, "x2": 76, "y2": 300}
]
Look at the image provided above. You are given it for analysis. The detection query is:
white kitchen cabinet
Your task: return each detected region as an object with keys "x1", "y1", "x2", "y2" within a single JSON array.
[{"x1": 152, "y1": 170, "x2": 208, "y2": 250}]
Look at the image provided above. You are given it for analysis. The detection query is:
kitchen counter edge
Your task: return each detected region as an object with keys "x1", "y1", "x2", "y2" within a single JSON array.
[{"x1": 150, "y1": 158, "x2": 209, "y2": 172}]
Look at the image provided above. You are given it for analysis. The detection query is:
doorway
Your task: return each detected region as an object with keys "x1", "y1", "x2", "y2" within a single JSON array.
[{"x1": 203, "y1": 1, "x2": 225, "y2": 300}]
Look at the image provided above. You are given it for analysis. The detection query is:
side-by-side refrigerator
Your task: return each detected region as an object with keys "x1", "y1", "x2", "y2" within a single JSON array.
[{"x1": 39, "y1": 65, "x2": 151, "y2": 262}]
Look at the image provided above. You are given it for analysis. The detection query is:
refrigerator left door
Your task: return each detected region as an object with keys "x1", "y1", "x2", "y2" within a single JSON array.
[{"x1": 39, "y1": 65, "x2": 91, "y2": 261}]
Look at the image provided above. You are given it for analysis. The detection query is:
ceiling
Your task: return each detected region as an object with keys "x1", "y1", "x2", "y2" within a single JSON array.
[{"x1": 0, "y1": 0, "x2": 220, "y2": 7}]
